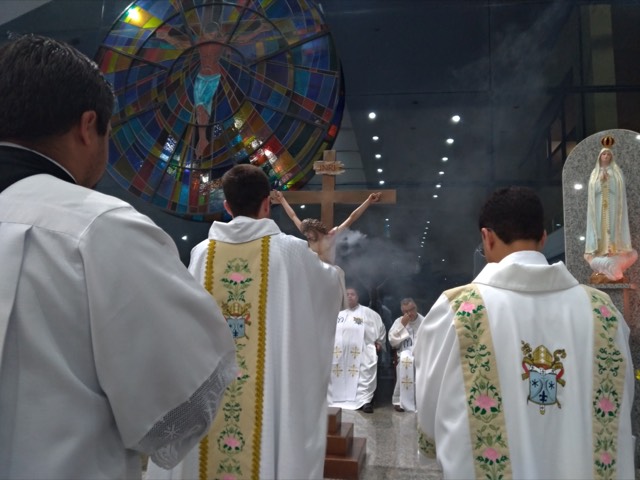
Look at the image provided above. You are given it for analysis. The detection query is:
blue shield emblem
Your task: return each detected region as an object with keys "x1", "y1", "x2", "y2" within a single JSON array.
[
  {"x1": 227, "y1": 316, "x2": 246, "y2": 339},
  {"x1": 528, "y1": 368, "x2": 557, "y2": 405}
]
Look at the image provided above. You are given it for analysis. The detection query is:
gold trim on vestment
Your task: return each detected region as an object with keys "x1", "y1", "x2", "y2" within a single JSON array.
[{"x1": 199, "y1": 237, "x2": 270, "y2": 480}]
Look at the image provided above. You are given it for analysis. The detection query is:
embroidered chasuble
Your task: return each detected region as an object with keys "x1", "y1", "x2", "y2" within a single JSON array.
[
  {"x1": 331, "y1": 308, "x2": 366, "y2": 402},
  {"x1": 200, "y1": 237, "x2": 269, "y2": 480}
]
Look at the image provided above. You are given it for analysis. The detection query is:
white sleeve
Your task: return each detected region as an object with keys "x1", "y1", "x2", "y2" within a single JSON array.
[
  {"x1": 414, "y1": 293, "x2": 456, "y2": 457},
  {"x1": 80, "y1": 206, "x2": 237, "y2": 466},
  {"x1": 388, "y1": 318, "x2": 409, "y2": 348}
]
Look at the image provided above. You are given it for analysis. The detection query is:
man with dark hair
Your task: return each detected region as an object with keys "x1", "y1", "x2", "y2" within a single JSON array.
[
  {"x1": 148, "y1": 163, "x2": 344, "y2": 479},
  {"x1": 414, "y1": 186, "x2": 634, "y2": 479},
  {"x1": 0, "y1": 35, "x2": 237, "y2": 479}
]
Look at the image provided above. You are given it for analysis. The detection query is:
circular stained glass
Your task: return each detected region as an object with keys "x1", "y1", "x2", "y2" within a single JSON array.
[{"x1": 95, "y1": 0, "x2": 344, "y2": 220}]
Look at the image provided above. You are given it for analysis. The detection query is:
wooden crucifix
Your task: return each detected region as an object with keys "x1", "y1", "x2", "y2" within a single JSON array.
[{"x1": 280, "y1": 150, "x2": 396, "y2": 227}]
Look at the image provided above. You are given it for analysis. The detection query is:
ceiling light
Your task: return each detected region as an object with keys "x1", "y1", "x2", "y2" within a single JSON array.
[
  {"x1": 433, "y1": 194, "x2": 438, "y2": 198},
  {"x1": 385, "y1": 218, "x2": 389, "y2": 221},
  {"x1": 442, "y1": 157, "x2": 448, "y2": 162},
  {"x1": 377, "y1": 168, "x2": 383, "y2": 173},
  {"x1": 446, "y1": 138, "x2": 454, "y2": 145},
  {"x1": 436, "y1": 184, "x2": 441, "y2": 188},
  {"x1": 579, "y1": 236, "x2": 585, "y2": 241},
  {"x1": 300, "y1": 205, "x2": 306, "y2": 209},
  {"x1": 181, "y1": 235, "x2": 188, "y2": 241},
  {"x1": 379, "y1": 180, "x2": 385, "y2": 185},
  {"x1": 442, "y1": 259, "x2": 445, "y2": 262},
  {"x1": 439, "y1": 171, "x2": 444, "y2": 175},
  {"x1": 636, "y1": 134, "x2": 640, "y2": 140},
  {"x1": 372, "y1": 135, "x2": 379, "y2": 141},
  {"x1": 375, "y1": 154, "x2": 382, "y2": 159},
  {"x1": 574, "y1": 183, "x2": 583, "y2": 190},
  {"x1": 451, "y1": 115, "x2": 461, "y2": 123},
  {"x1": 368, "y1": 112, "x2": 376, "y2": 119},
  {"x1": 427, "y1": 221, "x2": 430, "y2": 223}
]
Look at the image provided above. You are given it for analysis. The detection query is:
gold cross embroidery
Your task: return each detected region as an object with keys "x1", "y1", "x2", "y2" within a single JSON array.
[
  {"x1": 350, "y1": 346, "x2": 361, "y2": 359},
  {"x1": 401, "y1": 374, "x2": 413, "y2": 390},
  {"x1": 332, "y1": 364, "x2": 343, "y2": 377},
  {"x1": 348, "y1": 364, "x2": 359, "y2": 377},
  {"x1": 401, "y1": 357, "x2": 413, "y2": 369},
  {"x1": 333, "y1": 345, "x2": 342, "y2": 359}
]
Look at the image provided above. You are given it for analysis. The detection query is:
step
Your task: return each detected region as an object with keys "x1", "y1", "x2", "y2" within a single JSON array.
[
  {"x1": 323, "y1": 437, "x2": 367, "y2": 480},
  {"x1": 327, "y1": 406, "x2": 342, "y2": 434},
  {"x1": 326, "y1": 421, "x2": 354, "y2": 456}
]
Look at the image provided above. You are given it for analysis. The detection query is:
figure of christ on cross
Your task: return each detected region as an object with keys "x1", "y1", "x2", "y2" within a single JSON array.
[
  {"x1": 157, "y1": 2, "x2": 270, "y2": 157},
  {"x1": 272, "y1": 189, "x2": 381, "y2": 264}
]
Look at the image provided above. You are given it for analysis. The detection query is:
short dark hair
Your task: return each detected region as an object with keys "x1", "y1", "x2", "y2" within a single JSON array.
[
  {"x1": 478, "y1": 187, "x2": 544, "y2": 244},
  {"x1": 222, "y1": 164, "x2": 270, "y2": 217},
  {"x1": 0, "y1": 34, "x2": 114, "y2": 142}
]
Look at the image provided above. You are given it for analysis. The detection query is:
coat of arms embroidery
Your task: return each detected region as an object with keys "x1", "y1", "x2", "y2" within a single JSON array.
[
  {"x1": 353, "y1": 316, "x2": 363, "y2": 325},
  {"x1": 220, "y1": 258, "x2": 253, "y2": 339},
  {"x1": 521, "y1": 341, "x2": 566, "y2": 414}
]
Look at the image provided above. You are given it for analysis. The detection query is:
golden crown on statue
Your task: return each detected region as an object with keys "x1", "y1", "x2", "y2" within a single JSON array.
[{"x1": 601, "y1": 135, "x2": 615, "y2": 148}]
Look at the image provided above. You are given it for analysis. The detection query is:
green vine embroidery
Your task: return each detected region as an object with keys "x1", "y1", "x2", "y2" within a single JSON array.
[
  {"x1": 418, "y1": 428, "x2": 436, "y2": 458},
  {"x1": 453, "y1": 287, "x2": 511, "y2": 480},
  {"x1": 589, "y1": 291, "x2": 625, "y2": 479}
]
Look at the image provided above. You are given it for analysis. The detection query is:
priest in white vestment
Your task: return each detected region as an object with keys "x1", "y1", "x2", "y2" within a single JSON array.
[
  {"x1": 147, "y1": 164, "x2": 344, "y2": 480},
  {"x1": 388, "y1": 298, "x2": 423, "y2": 412},
  {"x1": 0, "y1": 35, "x2": 237, "y2": 480},
  {"x1": 328, "y1": 287, "x2": 386, "y2": 413},
  {"x1": 414, "y1": 187, "x2": 635, "y2": 480}
]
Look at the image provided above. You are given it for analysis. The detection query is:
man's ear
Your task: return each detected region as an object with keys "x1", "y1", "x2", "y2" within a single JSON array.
[
  {"x1": 78, "y1": 111, "x2": 98, "y2": 145},
  {"x1": 538, "y1": 230, "x2": 548, "y2": 251},
  {"x1": 223, "y1": 199, "x2": 234, "y2": 217},
  {"x1": 259, "y1": 196, "x2": 271, "y2": 218}
]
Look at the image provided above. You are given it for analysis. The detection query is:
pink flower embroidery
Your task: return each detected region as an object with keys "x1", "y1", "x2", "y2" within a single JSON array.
[
  {"x1": 598, "y1": 397, "x2": 615, "y2": 413},
  {"x1": 600, "y1": 451, "x2": 612, "y2": 465},
  {"x1": 221, "y1": 475, "x2": 236, "y2": 480},
  {"x1": 483, "y1": 447, "x2": 499, "y2": 462},
  {"x1": 475, "y1": 394, "x2": 496, "y2": 410},
  {"x1": 229, "y1": 272, "x2": 245, "y2": 282},
  {"x1": 224, "y1": 436, "x2": 241, "y2": 448},
  {"x1": 460, "y1": 301, "x2": 475, "y2": 313},
  {"x1": 599, "y1": 305, "x2": 611, "y2": 317}
]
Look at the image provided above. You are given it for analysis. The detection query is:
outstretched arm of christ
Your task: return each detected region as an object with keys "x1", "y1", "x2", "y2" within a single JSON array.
[
  {"x1": 272, "y1": 191, "x2": 303, "y2": 232},
  {"x1": 335, "y1": 192, "x2": 382, "y2": 233}
]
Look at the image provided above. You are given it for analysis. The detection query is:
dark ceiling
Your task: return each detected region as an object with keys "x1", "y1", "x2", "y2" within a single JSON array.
[{"x1": 2, "y1": 0, "x2": 640, "y2": 309}]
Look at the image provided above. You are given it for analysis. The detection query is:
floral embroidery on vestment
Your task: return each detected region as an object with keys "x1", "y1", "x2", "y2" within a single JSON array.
[
  {"x1": 584, "y1": 286, "x2": 625, "y2": 479},
  {"x1": 199, "y1": 237, "x2": 270, "y2": 480},
  {"x1": 446, "y1": 284, "x2": 512, "y2": 480}
]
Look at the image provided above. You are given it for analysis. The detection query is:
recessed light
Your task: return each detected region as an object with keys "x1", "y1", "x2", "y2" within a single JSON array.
[
  {"x1": 574, "y1": 183, "x2": 583, "y2": 190},
  {"x1": 446, "y1": 138, "x2": 454, "y2": 145},
  {"x1": 385, "y1": 218, "x2": 389, "y2": 221},
  {"x1": 375, "y1": 154, "x2": 382, "y2": 159},
  {"x1": 368, "y1": 112, "x2": 376, "y2": 119},
  {"x1": 181, "y1": 235, "x2": 188, "y2": 241},
  {"x1": 442, "y1": 157, "x2": 448, "y2": 162},
  {"x1": 451, "y1": 115, "x2": 461, "y2": 123},
  {"x1": 433, "y1": 194, "x2": 438, "y2": 198},
  {"x1": 372, "y1": 136, "x2": 379, "y2": 141},
  {"x1": 436, "y1": 184, "x2": 441, "y2": 188},
  {"x1": 301, "y1": 205, "x2": 306, "y2": 209},
  {"x1": 439, "y1": 171, "x2": 444, "y2": 175},
  {"x1": 579, "y1": 236, "x2": 585, "y2": 241},
  {"x1": 379, "y1": 180, "x2": 385, "y2": 185},
  {"x1": 377, "y1": 168, "x2": 383, "y2": 173}
]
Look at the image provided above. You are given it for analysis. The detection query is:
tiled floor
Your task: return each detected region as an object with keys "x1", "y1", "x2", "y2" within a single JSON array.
[{"x1": 337, "y1": 404, "x2": 443, "y2": 480}]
